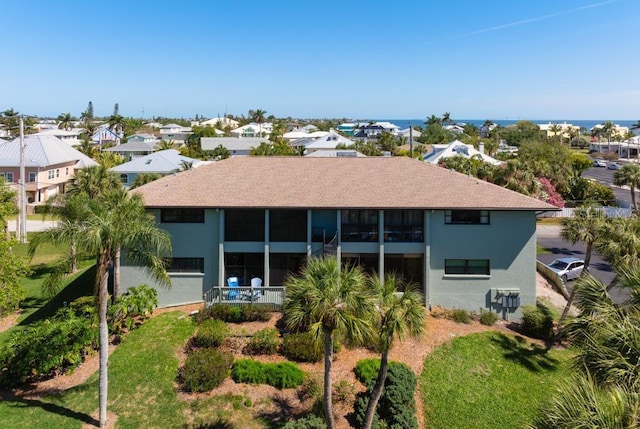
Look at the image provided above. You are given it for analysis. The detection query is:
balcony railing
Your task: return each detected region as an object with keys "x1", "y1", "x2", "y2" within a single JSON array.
[{"x1": 203, "y1": 286, "x2": 285, "y2": 310}]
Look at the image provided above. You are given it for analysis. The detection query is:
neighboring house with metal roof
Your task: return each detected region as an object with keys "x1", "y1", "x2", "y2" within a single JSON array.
[
  {"x1": 123, "y1": 156, "x2": 557, "y2": 317},
  {"x1": 201, "y1": 137, "x2": 265, "y2": 157},
  {"x1": 424, "y1": 140, "x2": 504, "y2": 166},
  {"x1": 0, "y1": 134, "x2": 98, "y2": 204},
  {"x1": 289, "y1": 131, "x2": 354, "y2": 154},
  {"x1": 109, "y1": 149, "x2": 204, "y2": 188},
  {"x1": 195, "y1": 116, "x2": 239, "y2": 129},
  {"x1": 304, "y1": 149, "x2": 366, "y2": 157},
  {"x1": 160, "y1": 123, "x2": 192, "y2": 145},
  {"x1": 230, "y1": 122, "x2": 273, "y2": 138},
  {"x1": 102, "y1": 140, "x2": 158, "y2": 161},
  {"x1": 91, "y1": 125, "x2": 121, "y2": 146},
  {"x1": 34, "y1": 128, "x2": 81, "y2": 146}
]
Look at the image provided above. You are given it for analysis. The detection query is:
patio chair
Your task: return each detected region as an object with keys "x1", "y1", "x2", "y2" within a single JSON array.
[
  {"x1": 250, "y1": 277, "x2": 263, "y2": 299},
  {"x1": 227, "y1": 276, "x2": 240, "y2": 300}
]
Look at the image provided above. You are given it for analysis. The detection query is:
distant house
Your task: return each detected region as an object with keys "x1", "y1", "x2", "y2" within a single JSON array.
[
  {"x1": 196, "y1": 117, "x2": 239, "y2": 129},
  {"x1": 230, "y1": 122, "x2": 273, "y2": 138},
  {"x1": 0, "y1": 135, "x2": 98, "y2": 204},
  {"x1": 538, "y1": 122, "x2": 580, "y2": 140},
  {"x1": 92, "y1": 126, "x2": 121, "y2": 146},
  {"x1": 34, "y1": 128, "x2": 81, "y2": 146},
  {"x1": 127, "y1": 133, "x2": 159, "y2": 144},
  {"x1": 201, "y1": 137, "x2": 264, "y2": 157},
  {"x1": 293, "y1": 131, "x2": 355, "y2": 154},
  {"x1": 109, "y1": 149, "x2": 205, "y2": 187},
  {"x1": 443, "y1": 124, "x2": 465, "y2": 134},
  {"x1": 102, "y1": 140, "x2": 157, "y2": 161},
  {"x1": 353, "y1": 122, "x2": 400, "y2": 139},
  {"x1": 424, "y1": 140, "x2": 504, "y2": 166},
  {"x1": 398, "y1": 127, "x2": 422, "y2": 139},
  {"x1": 160, "y1": 123, "x2": 192, "y2": 145},
  {"x1": 304, "y1": 149, "x2": 366, "y2": 157}
]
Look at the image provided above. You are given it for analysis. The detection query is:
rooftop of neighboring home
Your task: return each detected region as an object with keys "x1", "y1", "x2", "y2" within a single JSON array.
[
  {"x1": 424, "y1": 139, "x2": 504, "y2": 166},
  {"x1": 304, "y1": 149, "x2": 366, "y2": 157},
  {"x1": 34, "y1": 128, "x2": 82, "y2": 145},
  {"x1": 133, "y1": 156, "x2": 555, "y2": 211},
  {"x1": 103, "y1": 140, "x2": 157, "y2": 153},
  {"x1": 200, "y1": 137, "x2": 265, "y2": 153},
  {"x1": 109, "y1": 149, "x2": 204, "y2": 174},
  {"x1": 0, "y1": 135, "x2": 98, "y2": 168}
]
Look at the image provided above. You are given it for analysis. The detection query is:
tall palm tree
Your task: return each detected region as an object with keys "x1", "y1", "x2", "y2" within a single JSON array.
[
  {"x1": 108, "y1": 113, "x2": 125, "y2": 137},
  {"x1": 425, "y1": 115, "x2": 440, "y2": 127},
  {"x1": 601, "y1": 121, "x2": 615, "y2": 154},
  {"x1": 362, "y1": 274, "x2": 425, "y2": 429},
  {"x1": 155, "y1": 139, "x2": 176, "y2": 151},
  {"x1": 57, "y1": 112, "x2": 75, "y2": 131},
  {"x1": 549, "y1": 123, "x2": 562, "y2": 143},
  {"x1": 67, "y1": 165, "x2": 121, "y2": 199},
  {"x1": 251, "y1": 108, "x2": 267, "y2": 138},
  {"x1": 595, "y1": 217, "x2": 640, "y2": 271},
  {"x1": 441, "y1": 112, "x2": 452, "y2": 126},
  {"x1": 29, "y1": 190, "x2": 171, "y2": 428},
  {"x1": 283, "y1": 257, "x2": 375, "y2": 429},
  {"x1": 556, "y1": 207, "x2": 607, "y2": 330},
  {"x1": 613, "y1": 163, "x2": 640, "y2": 213}
]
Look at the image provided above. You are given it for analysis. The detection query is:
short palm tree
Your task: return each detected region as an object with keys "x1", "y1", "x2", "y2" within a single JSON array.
[
  {"x1": 283, "y1": 257, "x2": 376, "y2": 429},
  {"x1": 67, "y1": 165, "x2": 121, "y2": 199},
  {"x1": 362, "y1": 274, "x2": 425, "y2": 429},
  {"x1": 57, "y1": 112, "x2": 75, "y2": 131},
  {"x1": 595, "y1": 217, "x2": 640, "y2": 271},
  {"x1": 614, "y1": 163, "x2": 640, "y2": 213},
  {"x1": 251, "y1": 108, "x2": 267, "y2": 138}
]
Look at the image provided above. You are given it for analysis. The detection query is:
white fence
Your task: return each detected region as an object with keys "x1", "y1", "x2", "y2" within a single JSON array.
[{"x1": 538, "y1": 205, "x2": 632, "y2": 219}]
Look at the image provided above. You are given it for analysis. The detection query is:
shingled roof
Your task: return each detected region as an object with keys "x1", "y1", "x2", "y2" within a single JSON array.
[{"x1": 133, "y1": 156, "x2": 558, "y2": 211}]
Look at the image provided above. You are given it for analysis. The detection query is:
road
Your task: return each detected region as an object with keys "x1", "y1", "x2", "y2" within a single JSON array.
[
  {"x1": 537, "y1": 224, "x2": 627, "y2": 304},
  {"x1": 583, "y1": 164, "x2": 637, "y2": 206},
  {"x1": 7, "y1": 219, "x2": 59, "y2": 233}
]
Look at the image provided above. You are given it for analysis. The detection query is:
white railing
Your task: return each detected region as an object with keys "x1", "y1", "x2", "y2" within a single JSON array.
[
  {"x1": 203, "y1": 286, "x2": 285, "y2": 309},
  {"x1": 537, "y1": 205, "x2": 632, "y2": 219}
]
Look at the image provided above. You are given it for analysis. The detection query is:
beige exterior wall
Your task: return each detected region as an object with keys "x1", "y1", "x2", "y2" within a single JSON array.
[{"x1": 0, "y1": 160, "x2": 78, "y2": 203}]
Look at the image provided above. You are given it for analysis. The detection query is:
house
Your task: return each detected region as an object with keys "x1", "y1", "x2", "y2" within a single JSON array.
[
  {"x1": 92, "y1": 125, "x2": 121, "y2": 146},
  {"x1": 443, "y1": 124, "x2": 465, "y2": 134},
  {"x1": 201, "y1": 137, "x2": 265, "y2": 157},
  {"x1": 123, "y1": 156, "x2": 556, "y2": 317},
  {"x1": 304, "y1": 149, "x2": 366, "y2": 157},
  {"x1": 0, "y1": 135, "x2": 98, "y2": 204},
  {"x1": 102, "y1": 140, "x2": 158, "y2": 161},
  {"x1": 34, "y1": 128, "x2": 81, "y2": 146},
  {"x1": 230, "y1": 122, "x2": 273, "y2": 138},
  {"x1": 398, "y1": 127, "x2": 422, "y2": 139},
  {"x1": 109, "y1": 149, "x2": 204, "y2": 187},
  {"x1": 195, "y1": 117, "x2": 239, "y2": 129},
  {"x1": 291, "y1": 130, "x2": 355, "y2": 154},
  {"x1": 538, "y1": 122, "x2": 580, "y2": 140},
  {"x1": 160, "y1": 123, "x2": 192, "y2": 145},
  {"x1": 353, "y1": 122, "x2": 400, "y2": 139},
  {"x1": 424, "y1": 140, "x2": 504, "y2": 166},
  {"x1": 127, "y1": 133, "x2": 160, "y2": 144}
]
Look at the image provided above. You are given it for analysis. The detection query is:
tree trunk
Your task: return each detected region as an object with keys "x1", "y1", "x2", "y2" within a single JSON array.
[
  {"x1": 363, "y1": 350, "x2": 389, "y2": 429},
  {"x1": 114, "y1": 247, "x2": 121, "y2": 299},
  {"x1": 97, "y1": 255, "x2": 110, "y2": 428},
  {"x1": 631, "y1": 187, "x2": 637, "y2": 214},
  {"x1": 555, "y1": 244, "x2": 592, "y2": 342},
  {"x1": 323, "y1": 330, "x2": 335, "y2": 429},
  {"x1": 70, "y1": 240, "x2": 77, "y2": 273}
]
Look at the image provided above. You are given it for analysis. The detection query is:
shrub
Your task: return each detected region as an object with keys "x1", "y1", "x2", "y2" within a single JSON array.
[
  {"x1": 195, "y1": 304, "x2": 229, "y2": 323},
  {"x1": 354, "y1": 362, "x2": 418, "y2": 429},
  {"x1": 0, "y1": 310, "x2": 97, "y2": 387},
  {"x1": 354, "y1": 358, "x2": 381, "y2": 384},
  {"x1": 281, "y1": 332, "x2": 322, "y2": 363},
  {"x1": 244, "y1": 328, "x2": 280, "y2": 355},
  {"x1": 232, "y1": 359, "x2": 305, "y2": 389},
  {"x1": 196, "y1": 304, "x2": 272, "y2": 323},
  {"x1": 108, "y1": 284, "x2": 158, "y2": 337},
  {"x1": 0, "y1": 239, "x2": 29, "y2": 318},
  {"x1": 521, "y1": 302, "x2": 554, "y2": 340},
  {"x1": 226, "y1": 306, "x2": 244, "y2": 323},
  {"x1": 479, "y1": 310, "x2": 499, "y2": 326},
  {"x1": 451, "y1": 308, "x2": 471, "y2": 324},
  {"x1": 241, "y1": 304, "x2": 272, "y2": 322},
  {"x1": 282, "y1": 415, "x2": 327, "y2": 429},
  {"x1": 332, "y1": 379, "x2": 355, "y2": 403},
  {"x1": 297, "y1": 375, "x2": 321, "y2": 402},
  {"x1": 180, "y1": 348, "x2": 233, "y2": 392},
  {"x1": 68, "y1": 296, "x2": 97, "y2": 318},
  {"x1": 191, "y1": 319, "x2": 229, "y2": 349}
]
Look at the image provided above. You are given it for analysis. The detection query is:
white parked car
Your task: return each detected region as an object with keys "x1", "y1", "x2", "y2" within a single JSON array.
[
  {"x1": 593, "y1": 159, "x2": 607, "y2": 168},
  {"x1": 548, "y1": 257, "x2": 586, "y2": 282}
]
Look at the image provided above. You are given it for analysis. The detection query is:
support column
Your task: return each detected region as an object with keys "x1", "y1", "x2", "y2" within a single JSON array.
[
  {"x1": 336, "y1": 210, "x2": 341, "y2": 264},
  {"x1": 218, "y1": 210, "x2": 225, "y2": 293},
  {"x1": 424, "y1": 210, "x2": 431, "y2": 307},
  {"x1": 307, "y1": 209, "x2": 312, "y2": 258},
  {"x1": 264, "y1": 209, "x2": 270, "y2": 287},
  {"x1": 378, "y1": 209, "x2": 384, "y2": 282}
]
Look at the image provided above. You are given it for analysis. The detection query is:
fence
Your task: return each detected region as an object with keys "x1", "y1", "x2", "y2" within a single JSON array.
[
  {"x1": 203, "y1": 285, "x2": 285, "y2": 310},
  {"x1": 537, "y1": 205, "x2": 632, "y2": 219}
]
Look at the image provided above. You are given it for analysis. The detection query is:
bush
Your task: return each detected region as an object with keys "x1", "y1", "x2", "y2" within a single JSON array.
[
  {"x1": 332, "y1": 379, "x2": 355, "y2": 403},
  {"x1": 521, "y1": 301, "x2": 554, "y2": 340},
  {"x1": 297, "y1": 375, "x2": 321, "y2": 402},
  {"x1": 195, "y1": 304, "x2": 273, "y2": 324},
  {"x1": 195, "y1": 304, "x2": 230, "y2": 323},
  {"x1": 281, "y1": 332, "x2": 322, "y2": 363},
  {"x1": 232, "y1": 359, "x2": 304, "y2": 389},
  {"x1": 354, "y1": 362, "x2": 418, "y2": 429},
  {"x1": 354, "y1": 358, "x2": 381, "y2": 384},
  {"x1": 108, "y1": 284, "x2": 158, "y2": 337},
  {"x1": 241, "y1": 304, "x2": 272, "y2": 322},
  {"x1": 479, "y1": 310, "x2": 499, "y2": 326},
  {"x1": 180, "y1": 348, "x2": 233, "y2": 392},
  {"x1": 191, "y1": 319, "x2": 229, "y2": 349},
  {"x1": 0, "y1": 310, "x2": 97, "y2": 387},
  {"x1": 281, "y1": 414, "x2": 327, "y2": 429},
  {"x1": 226, "y1": 306, "x2": 244, "y2": 323},
  {"x1": 244, "y1": 328, "x2": 280, "y2": 355},
  {"x1": 451, "y1": 309, "x2": 471, "y2": 324}
]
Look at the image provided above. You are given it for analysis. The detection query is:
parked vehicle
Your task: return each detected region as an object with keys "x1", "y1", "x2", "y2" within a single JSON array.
[
  {"x1": 547, "y1": 257, "x2": 586, "y2": 283},
  {"x1": 608, "y1": 162, "x2": 622, "y2": 170},
  {"x1": 593, "y1": 159, "x2": 607, "y2": 168}
]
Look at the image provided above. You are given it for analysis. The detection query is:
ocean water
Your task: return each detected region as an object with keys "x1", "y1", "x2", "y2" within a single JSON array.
[{"x1": 374, "y1": 119, "x2": 637, "y2": 131}]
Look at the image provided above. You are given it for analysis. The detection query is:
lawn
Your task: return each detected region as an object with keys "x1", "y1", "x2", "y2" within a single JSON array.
[
  {"x1": 0, "y1": 312, "x2": 196, "y2": 429},
  {"x1": 420, "y1": 331, "x2": 574, "y2": 429}
]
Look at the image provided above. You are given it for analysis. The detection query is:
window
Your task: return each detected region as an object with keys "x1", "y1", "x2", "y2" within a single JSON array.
[
  {"x1": 56, "y1": 169, "x2": 60, "y2": 178},
  {"x1": 445, "y1": 259, "x2": 490, "y2": 275},
  {"x1": 120, "y1": 174, "x2": 128, "y2": 184},
  {"x1": 48, "y1": 170, "x2": 55, "y2": 180},
  {"x1": 341, "y1": 210, "x2": 378, "y2": 242},
  {"x1": 225, "y1": 209, "x2": 264, "y2": 241},
  {"x1": 65, "y1": 167, "x2": 69, "y2": 175},
  {"x1": 445, "y1": 210, "x2": 489, "y2": 224},
  {"x1": 384, "y1": 210, "x2": 423, "y2": 242},
  {"x1": 5, "y1": 173, "x2": 13, "y2": 183},
  {"x1": 166, "y1": 257, "x2": 204, "y2": 273},
  {"x1": 28, "y1": 172, "x2": 36, "y2": 182},
  {"x1": 160, "y1": 208, "x2": 205, "y2": 223},
  {"x1": 270, "y1": 210, "x2": 306, "y2": 242}
]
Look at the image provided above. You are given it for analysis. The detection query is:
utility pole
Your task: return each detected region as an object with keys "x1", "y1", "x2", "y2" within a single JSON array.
[
  {"x1": 409, "y1": 122, "x2": 413, "y2": 158},
  {"x1": 18, "y1": 116, "x2": 27, "y2": 243}
]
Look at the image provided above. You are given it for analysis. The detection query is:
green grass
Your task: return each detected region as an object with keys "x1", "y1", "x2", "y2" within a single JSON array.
[
  {"x1": 536, "y1": 243, "x2": 552, "y2": 254},
  {"x1": 420, "y1": 331, "x2": 575, "y2": 429},
  {"x1": 0, "y1": 312, "x2": 196, "y2": 429}
]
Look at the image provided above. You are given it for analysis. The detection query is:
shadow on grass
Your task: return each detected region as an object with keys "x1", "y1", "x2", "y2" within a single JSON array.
[
  {"x1": 257, "y1": 392, "x2": 301, "y2": 429},
  {"x1": 185, "y1": 422, "x2": 234, "y2": 429},
  {"x1": 490, "y1": 333, "x2": 560, "y2": 372},
  {"x1": 0, "y1": 391, "x2": 98, "y2": 426},
  {"x1": 19, "y1": 264, "x2": 96, "y2": 327}
]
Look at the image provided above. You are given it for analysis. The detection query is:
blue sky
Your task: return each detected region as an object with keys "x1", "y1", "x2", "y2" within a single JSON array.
[{"x1": 2, "y1": 0, "x2": 638, "y2": 120}]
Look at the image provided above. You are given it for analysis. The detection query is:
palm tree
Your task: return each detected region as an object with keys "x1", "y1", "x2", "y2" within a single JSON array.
[
  {"x1": 613, "y1": 163, "x2": 640, "y2": 213},
  {"x1": 283, "y1": 257, "x2": 375, "y2": 429},
  {"x1": 601, "y1": 121, "x2": 614, "y2": 154},
  {"x1": 425, "y1": 115, "x2": 440, "y2": 127},
  {"x1": 108, "y1": 113, "x2": 125, "y2": 137},
  {"x1": 57, "y1": 112, "x2": 75, "y2": 131},
  {"x1": 549, "y1": 123, "x2": 562, "y2": 143},
  {"x1": 441, "y1": 112, "x2": 452, "y2": 126},
  {"x1": 155, "y1": 139, "x2": 176, "y2": 151},
  {"x1": 29, "y1": 190, "x2": 171, "y2": 428},
  {"x1": 67, "y1": 165, "x2": 121, "y2": 199},
  {"x1": 362, "y1": 274, "x2": 425, "y2": 429},
  {"x1": 0, "y1": 177, "x2": 17, "y2": 240},
  {"x1": 130, "y1": 173, "x2": 162, "y2": 189},
  {"x1": 556, "y1": 207, "x2": 607, "y2": 331},
  {"x1": 595, "y1": 217, "x2": 640, "y2": 271},
  {"x1": 251, "y1": 108, "x2": 267, "y2": 138}
]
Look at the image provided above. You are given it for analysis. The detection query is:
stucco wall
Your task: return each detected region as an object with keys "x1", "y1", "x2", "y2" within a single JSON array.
[{"x1": 427, "y1": 210, "x2": 536, "y2": 318}]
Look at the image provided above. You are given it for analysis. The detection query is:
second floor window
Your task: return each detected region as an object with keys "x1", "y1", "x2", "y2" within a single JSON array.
[
  {"x1": 384, "y1": 210, "x2": 423, "y2": 242},
  {"x1": 341, "y1": 209, "x2": 378, "y2": 242},
  {"x1": 161, "y1": 208, "x2": 205, "y2": 223},
  {"x1": 445, "y1": 210, "x2": 490, "y2": 225}
]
